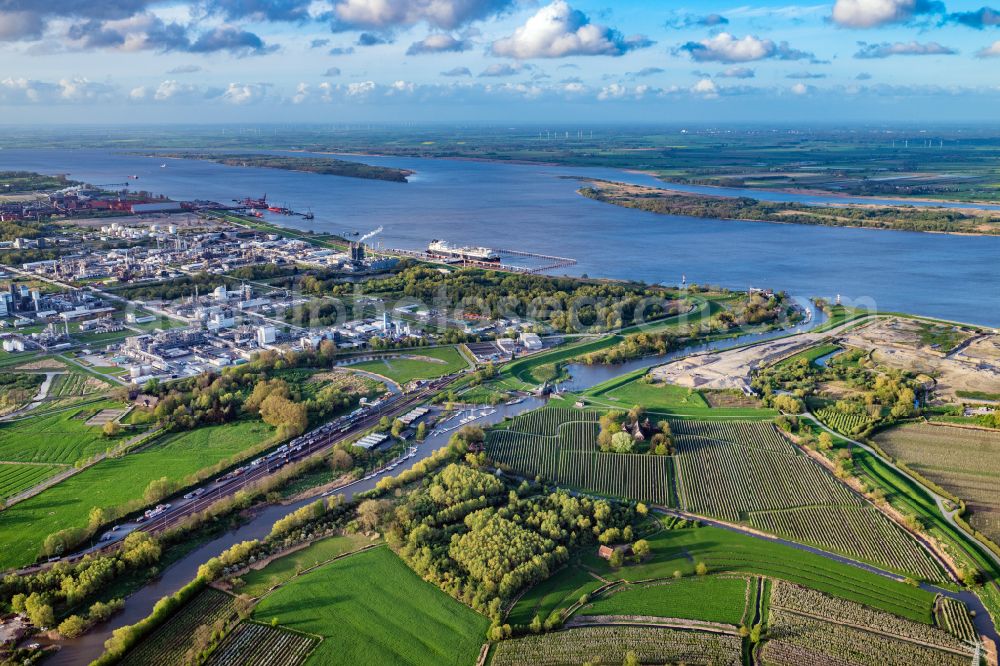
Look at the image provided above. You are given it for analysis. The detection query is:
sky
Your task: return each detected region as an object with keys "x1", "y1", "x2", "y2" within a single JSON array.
[{"x1": 1, "y1": 0, "x2": 999, "y2": 123}]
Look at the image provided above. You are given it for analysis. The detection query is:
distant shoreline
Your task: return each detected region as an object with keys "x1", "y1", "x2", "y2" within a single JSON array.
[{"x1": 576, "y1": 177, "x2": 1000, "y2": 238}]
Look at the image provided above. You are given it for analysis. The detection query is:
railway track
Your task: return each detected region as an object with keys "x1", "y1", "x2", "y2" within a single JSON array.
[{"x1": 39, "y1": 375, "x2": 456, "y2": 568}]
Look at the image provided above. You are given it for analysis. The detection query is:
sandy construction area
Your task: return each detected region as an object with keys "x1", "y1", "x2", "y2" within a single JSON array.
[
  {"x1": 651, "y1": 332, "x2": 832, "y2": 391},
  {"x1": 841, "y1": 318, "x2": 1000, "y2": 402}
]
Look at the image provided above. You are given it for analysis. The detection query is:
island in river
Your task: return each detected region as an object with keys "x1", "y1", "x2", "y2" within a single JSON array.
[
  {"x1": 577, "y1": 178, "x2": 1000, "y2": 236},
  {"x1": 156, "y1": 153, "x2": 414, "y2": 183}
]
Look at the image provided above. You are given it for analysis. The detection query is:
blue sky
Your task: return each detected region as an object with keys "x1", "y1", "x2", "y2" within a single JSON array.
[{"x1": 1, "y1": 0, "x2": 998, "y2": 123}]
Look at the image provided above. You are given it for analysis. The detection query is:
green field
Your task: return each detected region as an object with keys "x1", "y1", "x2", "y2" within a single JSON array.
[
  {"x1": 583, "y1": 373, "x2": 776, "y2": 419},
  {"x1": 579, "y1": 575, "x2": 750, "y2": 625},
  {"x1": 507, "y1": 563, "x2": 605, "y2": 626},
  {"x1": 0, "y1": 462, "x2": 62, "y2": 500},
  {"x1": 0, "y1": 400, "x2": 127, "y2": 464},
  {"x1": 346, "y1": 347, "x2": 467, "y2": 383},
  {"x1": 240, "y1": 534, "x2": 371, "y2": 598},
  {"x1": 0, "y1": 420, "x2": 274, "y2": 570},
  {"x1": 501, "y1": 337, "x2": 621, "y2": 388},
  {"x1": 778, "y1": 343, "x2": 843, "y2": 367},
  {"x1": 813, "y1": 306, "x2": 872, "y2": 333},
  {"x1": 253, "y1": 547, "x2": 489, "y2": 666},
  {"x1": 582, "y1": 524, "x2": 936, "y2": 624}
]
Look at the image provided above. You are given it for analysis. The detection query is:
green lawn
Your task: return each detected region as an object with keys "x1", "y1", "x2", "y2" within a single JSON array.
[
  {"x1": 582, "y1": 373, "x2": 776, "y2": 419},
  {"x1": 813, "y1": 306, "x2": 871, "y2": 333},
  {"x1": 0, "y1": 462, "x2": 62, "y2": 500},
  {"x1": 240, "y1": 534, "x2": 372, "y2": 598},
  {"x1": 777, "y1": 343, "x2": 842, "y2": 368},
  {"x1": 0, "y1": 399, "x2": 128, "y2": 464},
  {"x1": 501, "y1": 337, "x2": 622, "y2": 388},
  {"x1": 579, "y1": 575, "x2": 750, "y2": 626},
  {"x1": 582, "y1": 525, "x2": 935, "y2": 624},
  {"x1": 253, "y1": 547, "x2": 489, "y2": 666},
  {"x1": 507, "y1": 563, "x2": 605, "y2": 626},
  {"x1": 0, "y1": 420, "x2": 274, "y2": 570},
  {"x1": 347, "y1": 346, "x2": 467, "y2": 384}
]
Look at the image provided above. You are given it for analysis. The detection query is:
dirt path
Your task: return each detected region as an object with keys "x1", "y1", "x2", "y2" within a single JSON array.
[{"x1": 566, "y1": 614, "x2": 739, "y2": 636}]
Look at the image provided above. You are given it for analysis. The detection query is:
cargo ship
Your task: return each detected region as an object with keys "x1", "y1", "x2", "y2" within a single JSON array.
[{"x1": 427, "y1": 240, "x2": 500, "y2": 263}]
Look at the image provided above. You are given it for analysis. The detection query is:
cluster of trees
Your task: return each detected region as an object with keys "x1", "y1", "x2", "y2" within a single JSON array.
[
  {"x1": 582, "y1": 330, "x2": 685, "y2": 365},
  {"x1": 581, "y1": 294, "x2": 794, "y2": 366},
  {"x1": 198, "y1": 495, "x2": 353, "y2": 583},
  {"x1": 0, "y1": 371, "x2": 44, "y2": 415},
  {"x1": 386, "y1": 463, "x2": 634, "y2": 620},
  {"x1": 0, "y1": 170, "x2": 79, "y2": 193},
  {"x1": 754, "y1": 347, "x2": 921, "y2": 437},
  {"x1": 597, "y1": 407, "x2": 674, "y2": 455},
  {"x1": 580, "y1": 182, "x2": 1000, "y2": 235},
  {"x1": 132, "y1": 347, "x2": 379, "y2": 433},
  {"x1": 111, "y1": 272, "x2": 230, "y2": 302},
  {"x1": 3, "y1": 532, "x2": 159, "y2": 634},
  {"x1": 303, "y1": 265, "x2": 684, "y2": 334}
]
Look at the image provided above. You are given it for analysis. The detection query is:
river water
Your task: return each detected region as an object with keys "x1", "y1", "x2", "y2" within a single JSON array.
[{"x1": 0, "y1": 149, "x2": 998, "y2": 326}]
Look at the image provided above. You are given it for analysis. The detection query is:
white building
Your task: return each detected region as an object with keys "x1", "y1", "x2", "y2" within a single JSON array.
[
  {"x1": 519, "y1": 333, "x2": 543, "y2": 350},
  {"x1": 256, "y1": 325, "x2": 277, "y2": 346}
]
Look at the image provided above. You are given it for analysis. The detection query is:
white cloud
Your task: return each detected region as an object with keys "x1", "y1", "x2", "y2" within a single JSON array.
[
  {"x1": 680, "y1": 33, "x2": 814, "y2": 63},
  {"x1": 977, "y1": 41, "x2": 1000, "y2": 57},
  {"x1": 491, "y1": 1, "x2": 650, "y2": 59},
  {"x1": 58, "y1": 78, "x2": 115, "y2": 101},
  {"x1": 718, "y1": 66, "x2": 755, "y2": 79},
  {"x1": 692, "y1": 78, "x2": 719, "y2": 98},
  {"x1": 293, "y1": 82, "x2": 310, "y2": 104},
  {"x1": 166, "y1": 64, "x2": 201, "y2": 74},
  {"x1": 855, "y1": 41, "x2": 957, "y2": 58},
  {"x1": 0, "y1": 77, "x2": 58, "y2": 104},
  {"x1": 790, "y1": 82, "x2": 812, "y2": 95},
  {"x1": 155, "y1": 79, "x2": 181, "y2": 100},
  {"x1": 831, "y1": 0, "x2": 941, "y2": 28},
  {"x1": 0, "y1": 11, "x2": 45, "y2": 41},
  {"x1": 388, "y1": 79, "x2": 415, "y2": 94},
  {"x1": 345, "y1": 80, "x2": 377, "y2": 97},
  {"x1": 406, "y1": 33, "x2": 470, "y2": 55},
  {"x1": 331, "y1": 0, "x2": 512, "y2": 30},
  {"x1": 478, "y1": 63, "x2": 530, "y2": 77},
  {"x1": 222, "y1": 82, "x2": 267, "y2": 104}
]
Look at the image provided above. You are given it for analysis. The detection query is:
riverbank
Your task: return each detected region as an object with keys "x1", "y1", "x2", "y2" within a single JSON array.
[{"x1": 577, "y1": 178, "x2": 1000, "y2": 236}]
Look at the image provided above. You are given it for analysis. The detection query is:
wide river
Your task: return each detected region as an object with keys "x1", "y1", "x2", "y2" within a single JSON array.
[{"x1": 1, "y1": 149, "x2": 999, "y2": 325}]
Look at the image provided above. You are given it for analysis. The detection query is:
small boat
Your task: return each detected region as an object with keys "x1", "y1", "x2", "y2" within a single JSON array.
[{"x1": 160, "y1": 163, "x2": 167, "y2": 168}]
